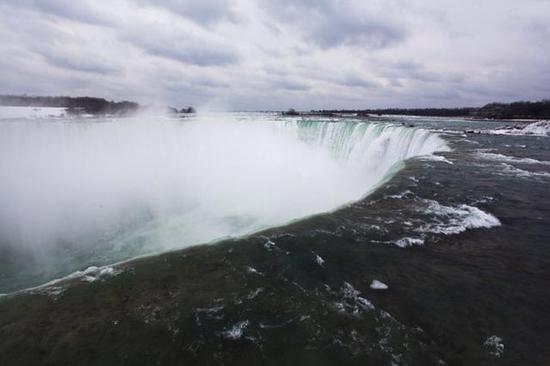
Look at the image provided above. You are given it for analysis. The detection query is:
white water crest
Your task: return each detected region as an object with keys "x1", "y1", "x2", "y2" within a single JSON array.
[
  {"x1": 478, "y1": 152, "x2": 550, "y2": 165},
  {"x1": 0, "y1": 112, "x2": 449, "y2": 286},
  {"x1": 487, "y1": 120, "x2": 550, "y2": 136}
]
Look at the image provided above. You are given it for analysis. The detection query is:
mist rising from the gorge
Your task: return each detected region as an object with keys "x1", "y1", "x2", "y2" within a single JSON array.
[{"x1": 0, "y1": 113, "x2": 448, "y2": 290}]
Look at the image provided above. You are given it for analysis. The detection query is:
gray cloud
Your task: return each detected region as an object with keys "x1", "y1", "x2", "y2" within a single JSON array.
[
  {"x1": 132, "y1": 37, "x2": 239, "y2": 67},
  {"x1": 0, "y1": 0, "x2": 549, "y2": 109},
  {"x1": 259, "y1": 0, "x2": 406, "y2": 49},
  {"x1": 378, "y1": 60, "x2": 442, "y2": 83},
  {"x1": 134, "y1": 0, "x2": 238, "y2": 25},
  {"x1": 274, "y1": 79, "x2": 310, "y2": 91},
  {"x1": 0, "y1": 0, "x2": 113, "y2": 25}
]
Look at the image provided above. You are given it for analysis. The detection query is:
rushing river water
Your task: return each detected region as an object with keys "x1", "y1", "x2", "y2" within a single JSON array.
[{"x1": 0, "y1": 110, "x2": 549, "y2": 365}]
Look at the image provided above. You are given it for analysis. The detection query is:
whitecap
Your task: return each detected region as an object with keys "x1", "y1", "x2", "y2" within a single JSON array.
[
  {"x1": 497, "y1": 163, "x2": 550, "y2": 178},
  {"x1": 417, "y1": 200, "x2": 501, "y2": 235},
  {"x1": 418, "y1": 155, "x2": 454, "y2": 165},
  {"x1": 386, "y1": 190, "x2": 415, "y2": 199},
  {"x1": 394, "y1": 237, "x2": 425, "y2": 248},
  {"x1": 478, "y1": 152, "x2": 550, "y2": 165},
  {"x1": 246, "y1": 266, "x2": 263, "y2": 275}
]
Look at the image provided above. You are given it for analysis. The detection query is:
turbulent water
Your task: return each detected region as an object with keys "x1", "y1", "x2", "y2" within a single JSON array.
[
  {"x1": 1, "y1": 109, "x2": 550, "y2": 365},
  {"x1": 0, "y1": 111, "x2": 447, "y2": 292}
]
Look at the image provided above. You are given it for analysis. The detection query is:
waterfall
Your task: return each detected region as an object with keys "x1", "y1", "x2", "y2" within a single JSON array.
[{"x1": 0, "y1": 113, "x2": 449, "y2": 291}]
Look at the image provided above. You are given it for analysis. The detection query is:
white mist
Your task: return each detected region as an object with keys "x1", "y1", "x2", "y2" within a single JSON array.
[{"x1": 0, "y1": 112, "x2": 448, "y2": 276}]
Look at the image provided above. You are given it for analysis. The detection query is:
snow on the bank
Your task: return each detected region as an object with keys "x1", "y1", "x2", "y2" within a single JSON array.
[
  {"x1": 0, "y1": 106, "x2": 66, "y2": 119},
  {"x1": 370, "y1": 280, "x2": 388, "y2": 290}
]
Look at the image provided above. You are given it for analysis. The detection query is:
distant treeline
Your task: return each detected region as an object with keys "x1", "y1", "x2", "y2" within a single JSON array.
[
  {"x1": 0, "y1": 95, "x2": 139, "y2": 115},
  {"x1": 309, "y1": 99, "x2": 550, "y2": 120}
]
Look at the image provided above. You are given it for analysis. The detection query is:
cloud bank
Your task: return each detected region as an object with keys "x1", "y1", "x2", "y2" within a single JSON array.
[{"x1": 0, "y1": 0, "x2": 549, "y2": 109}]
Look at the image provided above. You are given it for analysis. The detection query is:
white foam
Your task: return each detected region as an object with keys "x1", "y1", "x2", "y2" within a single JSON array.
[
  {"x1": 386, "y1": 190, "x2": 414, "y2": 199},
  {"x1": 370, "y1": 280, "x2": 388, "y2": 290},
  {"x1": 394, "y1": 237, "x2": 425, "y2": 248},
  {"x1": 21, "y1": 264, "x2": 122, "y2": 296},
  {"x1": 246, "y1": 266, "x2": 262, "y2": 275},
  {"x1": 342, "y1": 282, "x2": 375, "y2": 311},
  {"x1": 80, "y1": 266, "x2": 121, "y2": 282},
  {"x1": 418, "y1": 155, "x2": 454, "y2": 165},
  {"x1": 220, "y1": 320, "x2": 249, "y2": 340},
  {"x1": 497, "y1": 163, "x2": 550, "y2": 178},
  {"x1": 418, "y1": 200, "x2": 501, "y2": 235},
  {"x1": 246, "y1": 288, "x2": 264, "y2": 300},
  {"x1": 314, "y1": 254, "x2": 325, "y2": 267},
  {"x1": 263, "y1": 240, "x2": 277, "y2": 251},
  {"x1": 484, "y1": 335, "x2": 504, "y2": 358},
  {"x1": 478, "y1": 152, "x2": 550, "y2": 165}
]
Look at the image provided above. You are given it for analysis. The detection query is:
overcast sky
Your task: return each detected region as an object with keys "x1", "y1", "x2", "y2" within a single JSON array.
[{"x1": 1, "y1": 0, "x2": 549, "y2": 110}]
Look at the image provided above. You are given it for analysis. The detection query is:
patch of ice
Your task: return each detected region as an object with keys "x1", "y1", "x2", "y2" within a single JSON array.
[{"x1": 370, "y1": 280, "x2": 389, "y2": 290}]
